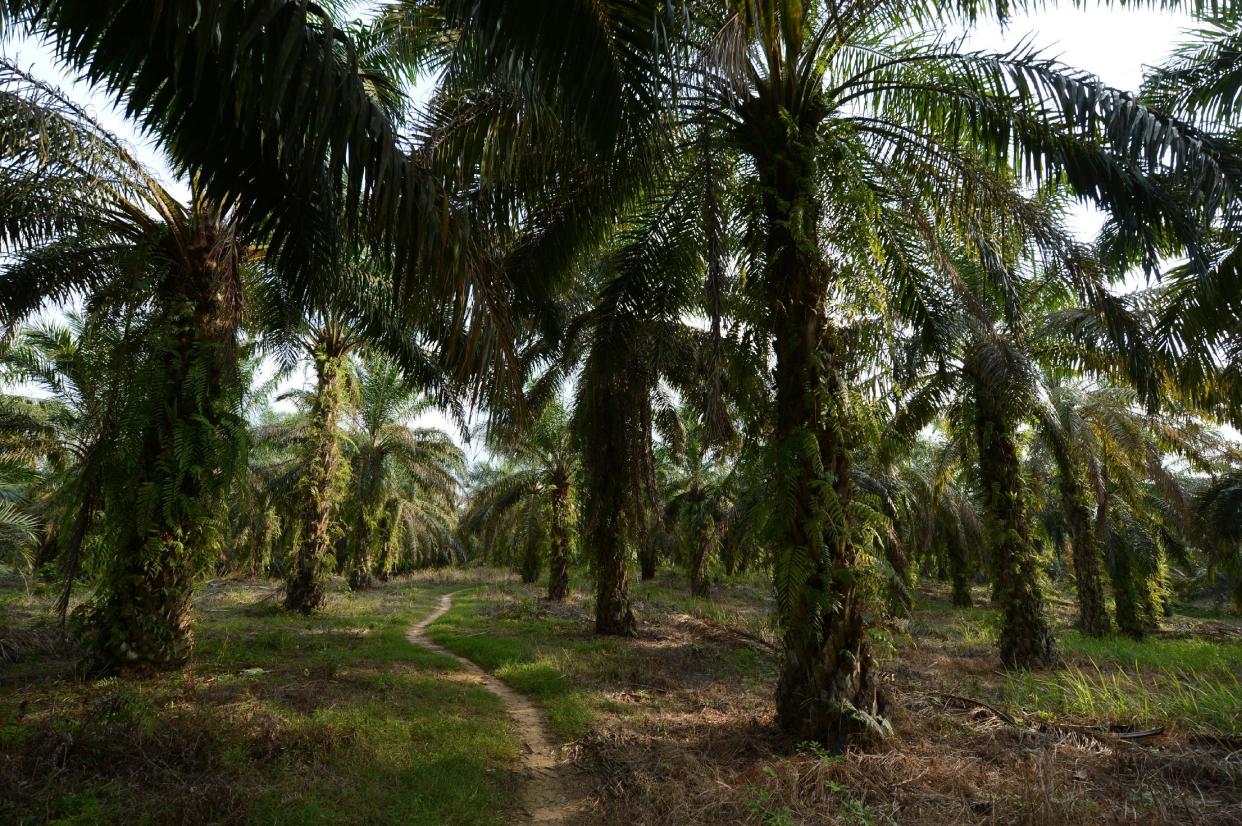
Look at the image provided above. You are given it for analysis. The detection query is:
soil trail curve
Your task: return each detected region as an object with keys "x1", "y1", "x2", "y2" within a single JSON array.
[{"x1": 407, "y1": 591, "x2": 587, "y2": 824}]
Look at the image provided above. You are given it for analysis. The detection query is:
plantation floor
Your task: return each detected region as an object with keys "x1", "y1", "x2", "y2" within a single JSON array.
[
  {"x1": 426, "y1": 574, "x2": 1242, "y2": 826},
  {"x1": 0, "y1": 570, "x2": 524, "y2": 825},
  {"x1": 3, "y1": 569, "x2": 1242, "y2": 825}
]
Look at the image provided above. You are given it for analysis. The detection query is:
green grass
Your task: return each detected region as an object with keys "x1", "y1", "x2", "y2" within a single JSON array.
[
  {"x1": 0, "y1": 576, "x2": 523, "y2": 825},
  {"x1": 911, "y1": 584, "x2": 1242, "y2": 735},
  {"x1": 1006, "y1": 662, "x2": 1242, "y2": 734},
  {"x1": 1005, "y1": 627, "x2": 1242, "y2": 734},
  {"x1": 1058, "y1": 629, "x2": 1242, "y2": 673},
  {"x1": 426, "y1": 588, "x2": 598, "y2": 741}
]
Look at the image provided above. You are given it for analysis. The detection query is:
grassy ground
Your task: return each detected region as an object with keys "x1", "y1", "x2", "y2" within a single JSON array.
[
  {"x1": 0, "y1": 570, "x2": 522, "y2": 825},
  {"x1": 426, "y1": 572, "x2": 1242, "y2": 826},
  {"x1": 902, "y1": 585, "x2": 1242, "y2": 736},
  {"x1": 4, "y1": 566, "x2": 1242, "y2": 825}
]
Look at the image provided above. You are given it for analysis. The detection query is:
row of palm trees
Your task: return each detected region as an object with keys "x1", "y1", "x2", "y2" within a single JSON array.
[{"x1": 1, "y1": 0, "x2": 1241, "y2": 750}]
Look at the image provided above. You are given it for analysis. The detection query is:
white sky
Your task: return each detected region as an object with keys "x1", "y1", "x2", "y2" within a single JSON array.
[{"x1": 0, "y1": 5, "x2": 1212, "y2": 455}]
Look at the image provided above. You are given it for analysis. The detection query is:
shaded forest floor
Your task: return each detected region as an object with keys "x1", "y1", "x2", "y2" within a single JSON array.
[{"x1": 2, "y1": 567, "x2": 1241, "y2": 824}]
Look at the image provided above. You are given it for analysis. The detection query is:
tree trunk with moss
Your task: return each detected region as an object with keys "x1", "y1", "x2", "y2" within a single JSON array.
[
  {"x1": 546, "y1": 475, "x2": 572, "y2": 602},
  {"x1": 518, "y1": 532, "x2": 542, "y2": 584},
  {"x1": 739, "y1": 92, "x2": 885, "y2": 750},
  {"x1": 688, "y1": 514, "x2": 714, "y2": 599},
  {"x1": 373, "y1": 502, "x2": 401, "y2": 581},
  {"x1": 285, "y1": 337, "x2": 348, "y2": 614},
  {"x1": 1110, "y1": 540, "x2": 1145, "y2": 638},
  {"x1": 946, "y1": 537, "x2": 973, "y2": 608},
  {"x1": 1059, "y1": 472, "x2": 1110, "y2": 636},
  {"x1": 638, "y1": 536, "x2": 659, "y2": 581},
  {"x1": 81, "y1": 213, "x2": 244, "y2": 670},
  {"x1": 346, "y1": 456, "x2": 382, "y2": 591},
  {"x1": 973, "y1": 397, "x2": 1056, "y2": 668}
]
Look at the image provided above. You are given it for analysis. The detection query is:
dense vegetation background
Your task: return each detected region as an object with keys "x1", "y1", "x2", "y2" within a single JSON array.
[{"x1": 1, "y1": 1, "x2": 1241, "y2": 823}]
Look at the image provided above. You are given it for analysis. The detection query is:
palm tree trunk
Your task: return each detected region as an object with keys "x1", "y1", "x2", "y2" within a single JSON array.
[
  {"x1": 1059, "y1": 474, "x2": 1110, "y2": 636},
  {"x1": 1110, "y1": 540, "x2": 1145, "y2": 638},
  {"x1": 742, "y1": 96, "x2": 885, "y2": 748},
  {"x1": 638, "y1": 537, "x2": 659, "y2": 581},
  {"x1": 285, "y1": 343, "x2": 347, "y2": 614},
  {"x1": 974, "y1": 398, "x2": 1056, "y2": 668},
  {"x1": 546, "y1": 477, "x2": 571, "y2": 602},
  {"x1": 347, "y1": 464, "x2": 382, "y2": 591},
  {"x1": 947, "y1": 538, "x2": 973, "y2": 608},
  {"x1": 689, "y1": 515, "x2": 713, "y2": 599},
  {"x1": 83, "y1": 217, "x2": 243, "y2": 669},
  {"x1": 582, "y1": 361, "x2": 639, "y2": 635},
  {"x1": 346, "y1": 518, "x2": 374, "y2": 591},
  {"x1": 518, "y1": 535, "x2": 542, "y2": 584}
]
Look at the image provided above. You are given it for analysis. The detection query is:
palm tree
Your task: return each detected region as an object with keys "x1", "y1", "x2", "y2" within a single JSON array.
[
  {"x1": 462, "y1": 401, "x2": 578, "y2": 601},
  {"x1": 0, "y1": 313, "x2": 133, "y2": 619},
  {"x1": 9, "y1": 0, "x2": 1231, "y2": 737},
  {"x1": 0, "y1": 395, "x2": 52, "y2": 566},
  {"x1": 1192, "y1": 468, "x2": 1242, "y2": 612},
  {"x1": 342, "y1": 354, "x2": 463, "y2": 590},
  {"x1": 1142, "y1": 16, "x2": 1242, "y2": 426},
  {"x1": 1030, "y1": 380, "x2": 1121, "y2": 636},
  {"x1": 1, "y1": 64, "x2": 254, "y2": 668},
  {"x1": 656, "y1": 1, "x2": 1228, "y2": 744},
  {"x1": 877, "y1": 436, "x2": 984, "y2": 609},
  {"x1": 886, "y1": 221, "x2": 1143, "y2": 667},
  {"x1": 659, "y1": 411, "x2": 736, "y2": 598},
  {"x1": 270, "y1": 315, "x2": 358, "y2": 613}
]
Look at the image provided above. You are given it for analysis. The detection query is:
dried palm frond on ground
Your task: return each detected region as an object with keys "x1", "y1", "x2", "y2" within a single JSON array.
[{"x1": 439, "y1": 577, "x2": 1242, "y2": 826}]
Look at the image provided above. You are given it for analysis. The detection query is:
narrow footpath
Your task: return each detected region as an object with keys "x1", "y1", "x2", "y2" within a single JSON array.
[{"x1": 406, "y1": 592, "x2": 586, "y2": 824}]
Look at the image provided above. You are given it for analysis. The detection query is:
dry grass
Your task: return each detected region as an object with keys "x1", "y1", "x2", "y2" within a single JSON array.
[{"x1": 440, "y1": 575, "x2": 1242, "y2": 826}]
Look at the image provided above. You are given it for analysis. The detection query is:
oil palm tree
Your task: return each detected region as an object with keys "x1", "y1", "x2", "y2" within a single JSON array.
[
  {"x1": 659, "y1": 410, "x2": 736, "y2": 598},
  {"x1": 1142, "y1": 15, "x2": 1242, "y2": 425},
  {"x1": 877, "y1": 435, "x2": 985, "y2": 609},
  {"x1": 461, "y1": 401, "x2": 578, "y2": 601},
  {"x1": 657, "y1": 0, "x2": 1229, "y2": 745},
  {"x1": 1030, "y1": 380, "x2": 1119, "y2": 636},
  {"x1": 9, "y1": 0, "x2": 1232, "y2": 739},
  {"x1": 1, "y1": 63, "x2": 255, "y2": 668},
  {"x1": 0, "y1": 313, "x2": 135, "y2": 621},
  {"x1": 266, "y1": 315, "x2": 358, "y2": 613},
  {"x1": 342, "y1": 354, "x2": 463, "y2": 589},
  {"x1": 1192, "y1": 467, "x2": 1242, "y2": 612}
]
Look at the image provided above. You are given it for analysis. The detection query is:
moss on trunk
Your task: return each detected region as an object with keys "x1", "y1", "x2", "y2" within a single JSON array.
[
  {"x1": 80, "y1": 207, "x2": 244, "y2": 670},
  {"x1": 285, "y1": 335, "x2": 349, "y2": 614},
  {"x1": 1060, "y1": 472, "x2": 1111, "y2": 637},
  {"x1": 740, "y1": 89, "x2": 886, "y2": 749},
  {"x1": 973, "y1": 399, "x2": 1056, "y2": 669}
]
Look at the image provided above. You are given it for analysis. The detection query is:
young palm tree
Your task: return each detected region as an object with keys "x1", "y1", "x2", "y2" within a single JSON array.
[
  {"x1": 660, "y1": 412, "x2": 735, "y2": 598},
  {"x1": 0, "y1": 313, "x2": 135, "y2": 620},
  {"x1": 1192, "y1": 467, "x2": 1242, "y2": 612},
  {"x1": 878, "y1": 436, "x2": 985, "y2": 609},
  {"x1": 343, "y1": 355, "x2": 463, "y2": 590},
  {"x1": 462, "y1": 401, "x2": 578, "y2": 601}
]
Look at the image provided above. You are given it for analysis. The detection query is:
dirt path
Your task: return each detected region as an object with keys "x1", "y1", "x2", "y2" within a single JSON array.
[{"x1": 406, "y1": 592, "x2": 587, "y2": 824}]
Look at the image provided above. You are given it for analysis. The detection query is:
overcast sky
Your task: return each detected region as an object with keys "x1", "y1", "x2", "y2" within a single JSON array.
[{"x1": 0, "y1": 5, "x2": 1209, "y2": 452}]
